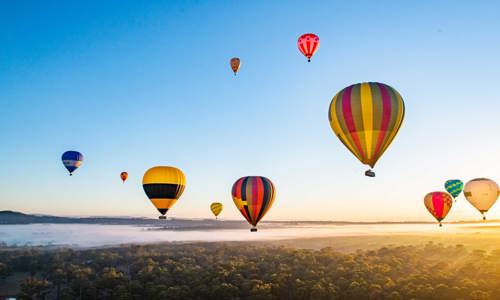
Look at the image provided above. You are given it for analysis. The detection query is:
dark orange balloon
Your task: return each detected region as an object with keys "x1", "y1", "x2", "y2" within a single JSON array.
[
  {"x1": 230, "y1": 57, "x2": 240, "y2": 75},
  {"x1": 120, "y1": 172, "x2": 128, "y2": 183}
]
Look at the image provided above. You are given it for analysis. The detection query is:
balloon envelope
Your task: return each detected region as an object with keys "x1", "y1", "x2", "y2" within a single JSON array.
[
  {"x1": 120, "y1": 172, "x2": 128, "y2": 182},
  {"x1": 297, "y1": 33, "x2": 319, "y2": 62},
  {"x1": 444, "y1": 179, "x2": 464, "y2": 199},
  {"x1": 210, "y1": 202, "x2": 223, "y2": 218},
  {"x1": 230, "y1": 57, "x2": 240, "y2": 75},
  {"x1": 231, "y1": 176, "x2": 276, "y2": 231},
  {"x1": 142, "y1": 166, "x2": 186, "y2": 217},
  {"x1": 424, "y1": 192, "x2": 453, "y2": 225},
  {"x1": 61, "y1": 151, "x2": 84, "y2": 175},
  {"x1": 328, "y1": 82, "x2": 405, "y2": 170},
  {"x1": 464, "y1": 178, "x2": 499, "y2": 219}
]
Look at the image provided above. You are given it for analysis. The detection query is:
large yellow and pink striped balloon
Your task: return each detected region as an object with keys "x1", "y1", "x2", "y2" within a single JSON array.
[{"x1": 328, "y1": 82, "x2": 405, "y2": 176}]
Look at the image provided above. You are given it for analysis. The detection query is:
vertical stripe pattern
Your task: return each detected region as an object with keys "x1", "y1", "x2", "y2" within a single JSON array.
[
  {"x1": 231, "y1": 176, "x2": 276, "y2": 227},
  {"x1": 328, "y1": 82, "x2": 405, "y2": 168},
  {"x1": 297, "y1": 33, "x2": 319, "y2": 61},
  {"x1": 424, "y1": 192, "x2": 453, "y2": 223}
]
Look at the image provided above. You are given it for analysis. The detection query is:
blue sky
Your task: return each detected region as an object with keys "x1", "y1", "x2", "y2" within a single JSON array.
[{"x1": 1, "y1": 0, "x2": 500, "y2": 221}]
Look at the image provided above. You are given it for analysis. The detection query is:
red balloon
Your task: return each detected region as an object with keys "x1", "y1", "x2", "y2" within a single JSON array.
[
  {"x1": 297, "y1": 33, "x2": 320, "y2": 62},
  {"x1": 424, "y1": 192, "x2": 453, "y2": 226}
]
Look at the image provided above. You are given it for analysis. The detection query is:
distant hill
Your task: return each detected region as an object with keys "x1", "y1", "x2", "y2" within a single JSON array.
[
  {"x1": 0, "y1": 210, "x2": 252, "y2": 229},
  {"x1": 2, "y1": 210, "x2": 495, "y2": 227},
  {"x1": 0, "y1": 210, "x2": 72, "y2": 224},
  {"x1": 0, "y1": 210, "x2": 172, "y2": 225}
]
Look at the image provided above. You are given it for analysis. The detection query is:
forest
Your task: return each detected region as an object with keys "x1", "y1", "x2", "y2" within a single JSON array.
[{"x1": 1, "y1": 242, "x2": 499, "y2": 300}]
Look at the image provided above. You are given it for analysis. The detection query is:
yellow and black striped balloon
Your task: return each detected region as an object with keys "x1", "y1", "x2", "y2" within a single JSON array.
[
  {"x1": 210, "y1": 202, "x2": 223, "y2": 219},
  {"x1": 142, "y1": 166, "x2": 186, "y2": 219}
]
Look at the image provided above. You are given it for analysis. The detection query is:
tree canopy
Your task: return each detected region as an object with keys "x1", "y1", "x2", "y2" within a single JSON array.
[{"x1": 1, "y1": 242, "x2": 499, "y2": 300}]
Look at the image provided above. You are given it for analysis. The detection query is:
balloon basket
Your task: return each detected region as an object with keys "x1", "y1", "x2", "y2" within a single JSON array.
[
  {"x1": 250, "y1": 227, "x2": 257, "y2": 232},
  {"x1": 365, "y1": 169, "x2": 375, "y2": 177},
  {"x1": 159, "y1": 216, "x2": 167, "y2": 220}
]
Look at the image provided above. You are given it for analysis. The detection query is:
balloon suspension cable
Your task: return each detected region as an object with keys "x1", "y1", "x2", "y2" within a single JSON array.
[{"x1": 234, "y1": 72, "x2": 236, "y2": 76}]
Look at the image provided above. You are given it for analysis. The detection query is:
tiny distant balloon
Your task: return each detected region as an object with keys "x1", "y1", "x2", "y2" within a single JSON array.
[
  {"x1": 328, "y1": 82, "x2": 405, "y2": 177},
  {"x1": 424, "y1": 192, "x2": 453, "y2": 227},
  {"x1": 231, "y1": 176, "x2": 276, "y2": 232},
  {"x1": 120, "y1": 172, "x2": 128, "y2": 183},
  {"x1": 230, "y1": 57, "x2": 240, "y2": 75},
  {"x1": 61, "y1": 151, "x2": 84, "y2": 176},
  {"x1": 464, "y1": 178, "x2": 499, "y2": 220},
  {"x1": 297, "y1": 33, "x2": 319, "y2": 62},
  {"x1": 444, "y1": 179, "x2": 464, "y2": 200},
  {"x1": 142, "y1": 166, "x2": 186, "y2": 219},
  {"x1": 210, "y1": 202, "x2": 223, "y2": 219}
]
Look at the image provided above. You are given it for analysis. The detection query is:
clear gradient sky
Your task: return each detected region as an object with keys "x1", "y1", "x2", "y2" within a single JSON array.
[{"x1": 1, "y1": 1, "x2": 500, "y2": 221}]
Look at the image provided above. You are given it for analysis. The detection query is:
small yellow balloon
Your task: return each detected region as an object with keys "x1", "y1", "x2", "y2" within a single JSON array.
[{"x1": 210, "y1": 202, "x2": 223, "y2": 219}]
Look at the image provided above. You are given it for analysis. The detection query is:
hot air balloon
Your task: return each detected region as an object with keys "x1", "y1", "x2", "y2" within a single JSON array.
[
  {"x1": 230, "y1": 57, "x2": 240, "y2": 75},
  {"x1": 120, "y1": 172, "x2": 128, "y2": 183},
  {"x1": 231, "y1": 176, "x2": 276, "y2": 232},
  {"x1": 142, "y1": 166, "x2": 186, "y2": 219},
  {"x1": 297, "y1": 33, "x2": 319, "y2": 62},
  {"x1": 210, "y1": 202, "x2": 223, "y2": 219},
  {"x1": 328, "y1": 82, "x2": 405, "y2": 177},
  {"x1": 444, "y1": 179, "x2": 464, "y2": 201},
  {"x1": 464, "y1": 178, "x2": 499, "y2": 220},
  {"x1": 424, "y1": 192, "x2": 453, "y2": 227},
  {"x1": 61, "y1": 151, "x2": 84, "y2": 176}
]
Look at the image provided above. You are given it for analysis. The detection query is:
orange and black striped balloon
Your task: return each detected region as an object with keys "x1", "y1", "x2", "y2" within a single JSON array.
[
  {"x1": 328, "y1": 82, "x2": 405, "y2": 169},
  {"x1": 231, "y1": 176, "x2": 275, "y2": 231}
]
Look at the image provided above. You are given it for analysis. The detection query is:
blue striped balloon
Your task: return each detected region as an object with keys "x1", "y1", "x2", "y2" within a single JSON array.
[{"x1": 61, "y1": 151, "x2": 84, "y2": 176}]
